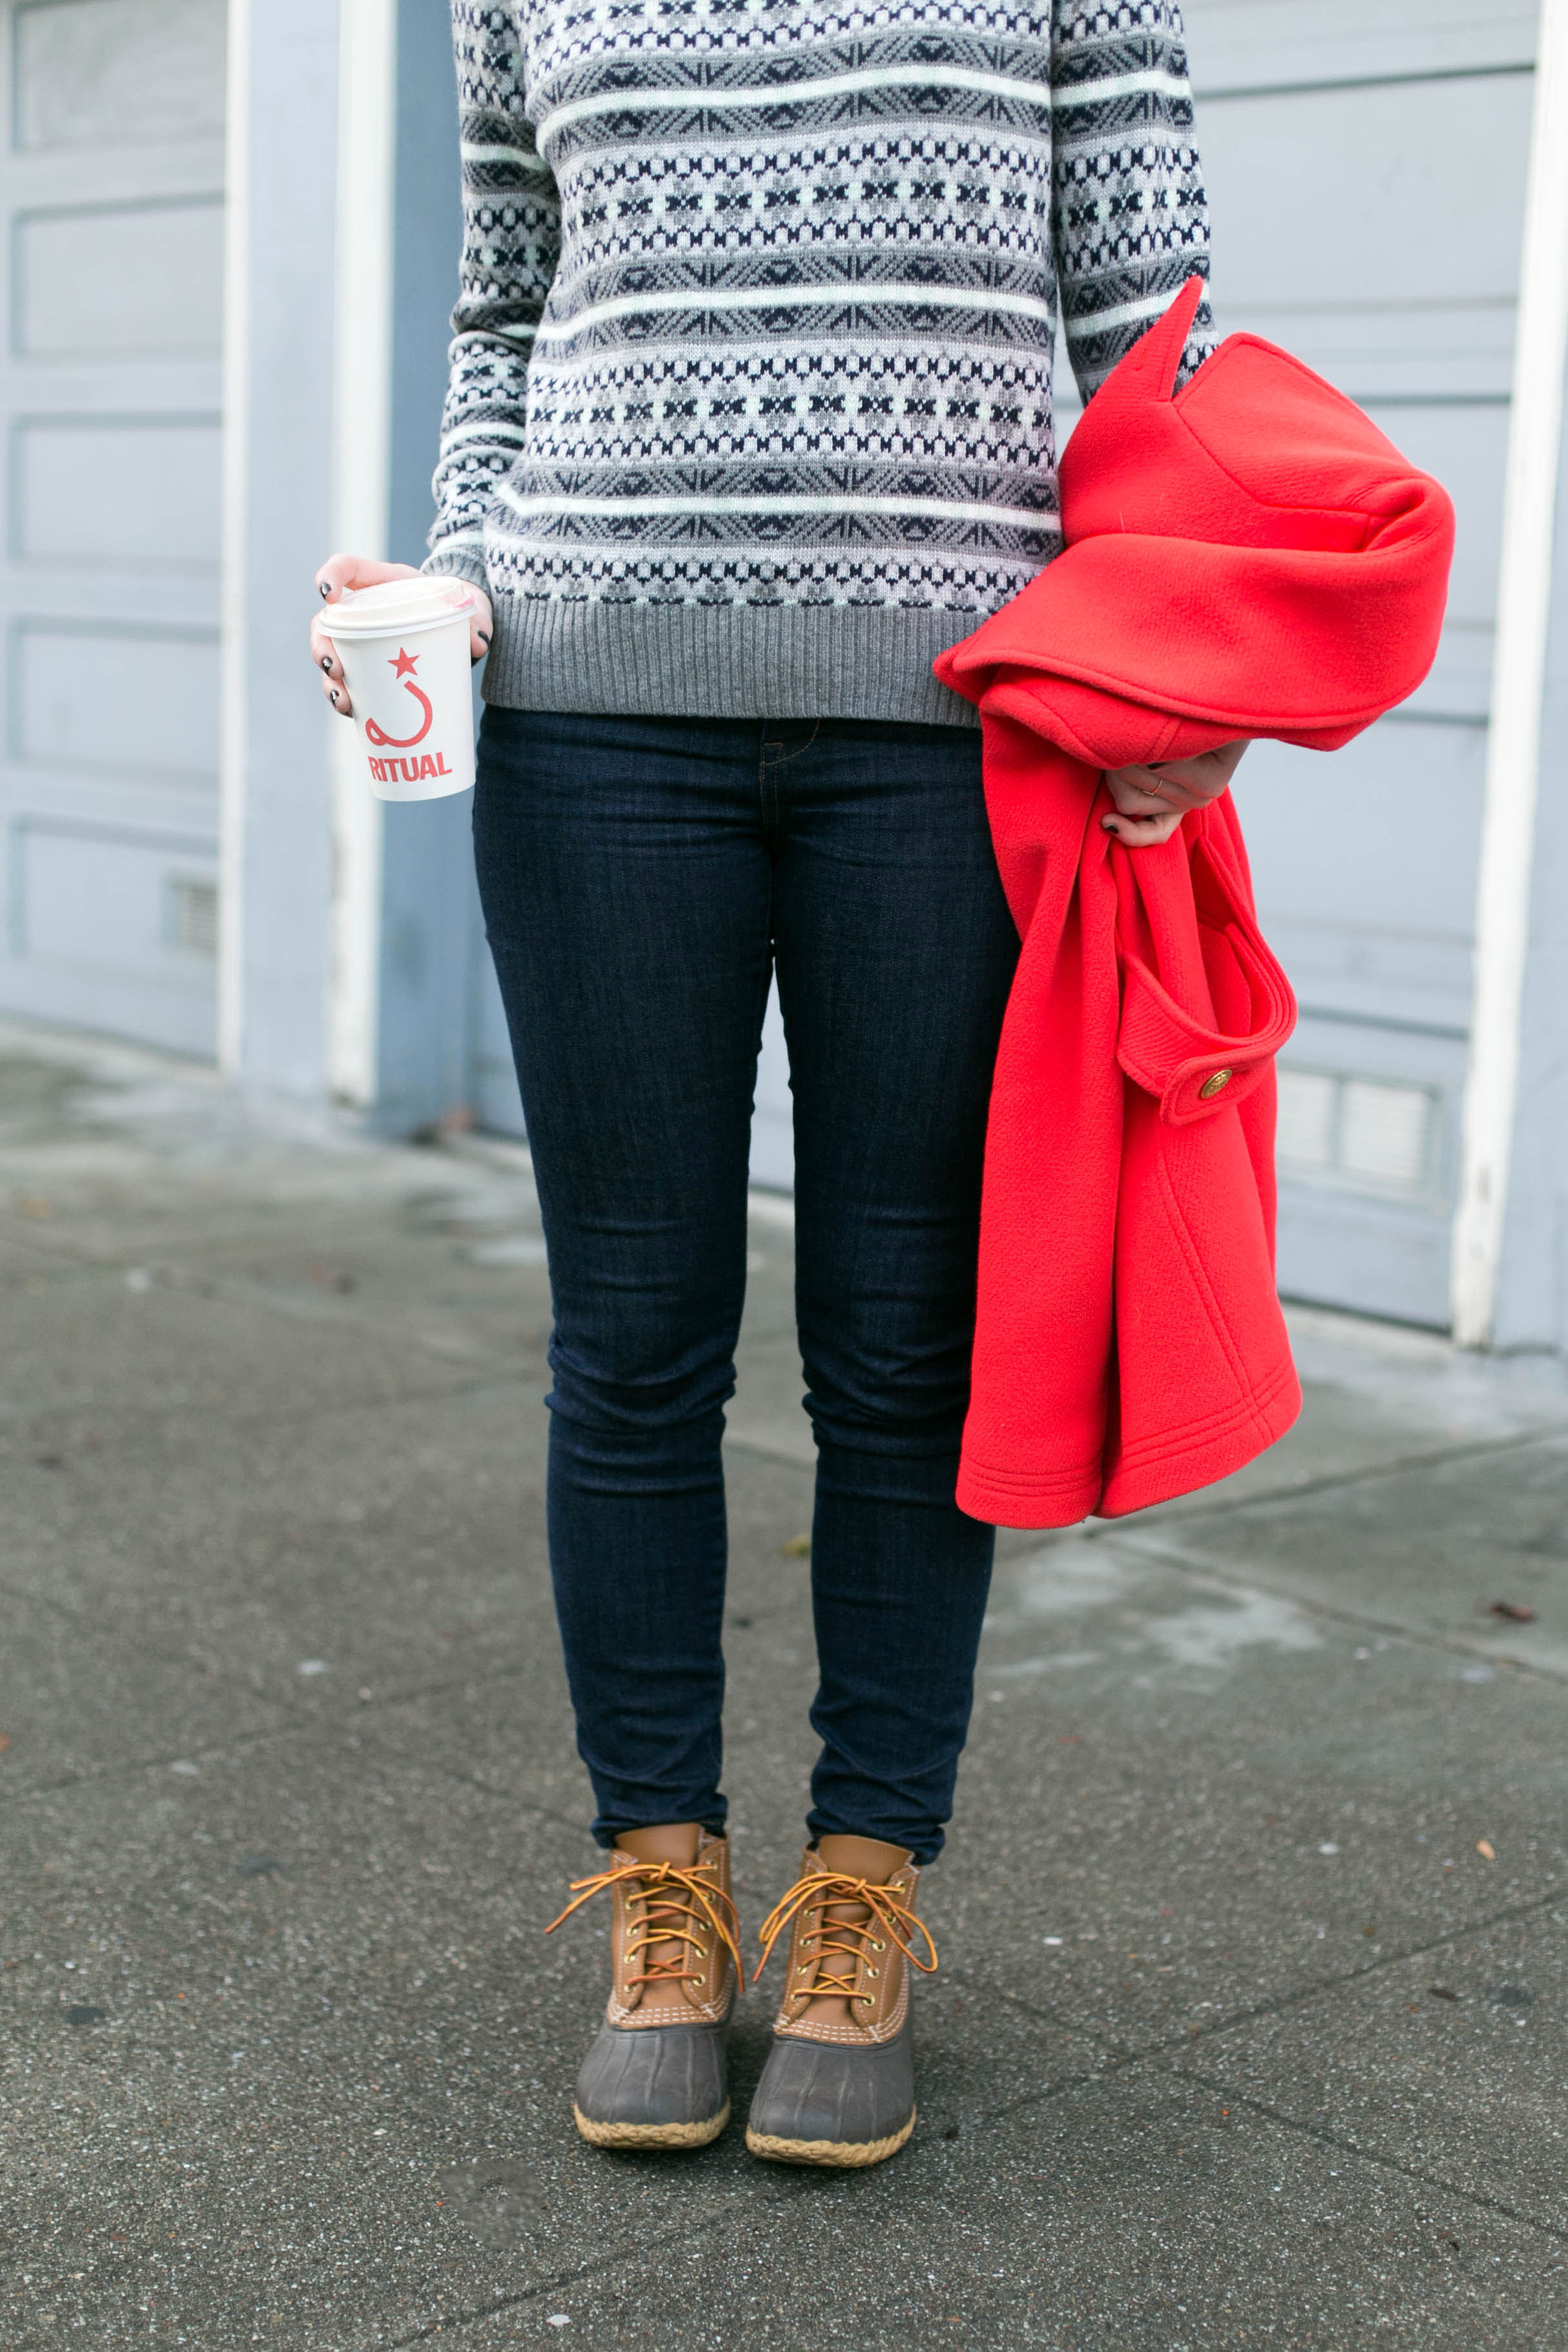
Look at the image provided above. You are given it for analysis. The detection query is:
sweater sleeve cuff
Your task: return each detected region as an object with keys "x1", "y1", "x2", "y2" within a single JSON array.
[{"x1": 421, "y1": 542, "x2": 491, "y2": 596}]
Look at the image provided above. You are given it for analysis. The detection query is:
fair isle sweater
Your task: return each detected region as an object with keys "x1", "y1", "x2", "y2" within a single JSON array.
[{"x1": 424, "y1": 0, "x2": 1216, "y2": 726}]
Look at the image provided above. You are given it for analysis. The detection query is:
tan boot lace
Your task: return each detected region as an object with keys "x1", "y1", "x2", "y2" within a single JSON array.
[
  {"x1": 545, "y1": 1857, "x2": 742, "y2": 1996},
  {"x1": 753, "y1": 1869, "x2": 938, "y2": 1996}
]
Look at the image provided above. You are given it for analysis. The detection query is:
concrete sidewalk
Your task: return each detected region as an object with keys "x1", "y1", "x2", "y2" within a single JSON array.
[{"x1": 2, "y1": 1019, "x2": 1566, "y2": 2351}]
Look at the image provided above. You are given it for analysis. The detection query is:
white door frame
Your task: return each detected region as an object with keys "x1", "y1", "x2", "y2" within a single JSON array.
[
  {"x1": 325, "y1": 0, "x2": 397, "y2": 1107},
  {"x1": 218, "y1": 0, "x2": 339, "y2": 1095}
]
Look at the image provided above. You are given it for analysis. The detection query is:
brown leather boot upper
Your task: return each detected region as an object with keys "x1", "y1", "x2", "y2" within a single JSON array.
[
  {"x1": 758, "y1": 1841, "x2": 934, "y2": 2048},
  {"x1": 547, "y1": 1830, "x2": 738, "y2": 2031}
]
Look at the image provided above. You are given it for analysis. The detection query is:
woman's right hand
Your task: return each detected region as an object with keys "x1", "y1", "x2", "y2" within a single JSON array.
[{"x1": 310, "y1": 552, "x2": 494, "y2": 718}]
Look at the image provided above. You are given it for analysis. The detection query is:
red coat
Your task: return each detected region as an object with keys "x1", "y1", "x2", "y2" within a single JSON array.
[{"x1": 935, "y1": 277, "x2": 1455, "y2": 1528}]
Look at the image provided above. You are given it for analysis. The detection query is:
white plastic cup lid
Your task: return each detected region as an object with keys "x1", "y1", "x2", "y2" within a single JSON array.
[{"x1": 324, "y1": 576, "x2": 477, "y2": 634}]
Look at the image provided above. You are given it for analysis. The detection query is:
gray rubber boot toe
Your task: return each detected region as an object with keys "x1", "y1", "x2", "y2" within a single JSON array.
[
  {"x1": 745, "y1": 2016, "x2": 915, "y2": 2167},
  {"x1": 574, "y1": 2020, "x2": 730, "y2": 2149}
]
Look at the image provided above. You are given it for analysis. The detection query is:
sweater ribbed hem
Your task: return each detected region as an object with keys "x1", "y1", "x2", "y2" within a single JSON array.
[{"x1": 474, "y1": 599, "x2": 983, "y2": 727}]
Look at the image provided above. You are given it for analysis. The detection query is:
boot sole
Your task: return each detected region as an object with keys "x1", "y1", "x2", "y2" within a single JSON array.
[
  {"x1": 745, "y1": 2108, "x2": 915, "y2": 2169},
  {"x1": 574, "y1": 2099, "x2": 730, "y2": 2151}
]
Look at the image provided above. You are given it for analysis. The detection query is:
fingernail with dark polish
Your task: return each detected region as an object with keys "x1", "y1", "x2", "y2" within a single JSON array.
[
  {"x1": 321, "y1": 655, "x2": 333, "y2": 672},
  {"x1": 318, "y1": 581, "x2": 330, "y2": 598},
  {"x1": 330, "y1": 689, "x2": 340, "y2": 705}
]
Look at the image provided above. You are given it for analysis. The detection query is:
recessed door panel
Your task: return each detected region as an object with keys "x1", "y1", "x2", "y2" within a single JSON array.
[
  {"x1": 1234, "y1": 720, "x2": 1485, "y2": 974},
  {"x1": 14, "y1": 414, "x2": 220, "y2": 567},
  {"x1": 14, "y1": 620, "x2": 218, "y2": 778},
  {"x1": 15, "y1": 0, "x2": 226, "y2": 148},
  {"x1": 1198, "y1": 75, "x2": 1534, "y2": 319},
  {"x1": 15, "y1": 819, "x2": 215, "y2": 973},
  {"x1": 1189, "y1": 0, "x2": 1535, "y2": 86},
  {"x1": 15, "y1": 196, "x2": 223, "y2": 357}
]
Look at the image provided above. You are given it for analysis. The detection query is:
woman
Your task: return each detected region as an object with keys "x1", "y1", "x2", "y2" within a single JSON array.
[{"x1": 312, "y1": 0, "x2": 1243, "y2": 2168}]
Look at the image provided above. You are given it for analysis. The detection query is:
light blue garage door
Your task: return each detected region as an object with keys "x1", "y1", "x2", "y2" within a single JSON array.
[
  {"x1": 745, "y1": 5, "x2": 1532, "y2": 1323},
  {"x1": 474, "y1": 0, "x2": 1531, "y2": 1336},
  {"x1": 0, "y1": 0, "x2": 226, "y2": 1056},
  {"x1": 1181, "y1": 0, "x2": 1534, "y2": 1324}
]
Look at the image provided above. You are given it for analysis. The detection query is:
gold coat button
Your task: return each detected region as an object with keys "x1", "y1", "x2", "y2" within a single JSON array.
[{"x1": 1199, "y1": 1067, "x2": 1233, "y2": 1100}]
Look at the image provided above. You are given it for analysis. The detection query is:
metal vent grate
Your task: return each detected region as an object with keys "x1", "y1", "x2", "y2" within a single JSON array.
[
  {"x1": 165, "y1": 874, "x2": 218, "y2": 960},
  {"x1": 1276, "y1": 1066, "x2": 1440, "y2": 1202}
]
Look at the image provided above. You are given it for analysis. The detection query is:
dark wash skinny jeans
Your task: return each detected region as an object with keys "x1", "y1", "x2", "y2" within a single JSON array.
[{"x1": 472, "y1": 708, "x2": 1020, "y2": 1865}]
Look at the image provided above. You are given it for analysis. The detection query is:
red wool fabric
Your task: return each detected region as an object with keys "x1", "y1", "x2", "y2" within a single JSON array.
[{"x1": 934, "y1": 277, "x2": 1455, "y2": 1527}]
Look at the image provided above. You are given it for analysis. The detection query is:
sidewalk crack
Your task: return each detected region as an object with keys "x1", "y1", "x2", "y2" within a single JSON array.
[{"x1": 1166, "y1": 2074, "x2": 1568, "y2": 2244}]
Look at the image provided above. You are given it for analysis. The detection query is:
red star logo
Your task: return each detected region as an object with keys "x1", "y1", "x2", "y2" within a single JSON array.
[{"x1": 390, "y1": 647, "x2": 419, "y2": 678}]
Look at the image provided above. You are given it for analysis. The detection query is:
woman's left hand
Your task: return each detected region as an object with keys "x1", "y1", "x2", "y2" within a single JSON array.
[{"x1": 1101, "y1": 739, "x2": 1250, "y2": 847}]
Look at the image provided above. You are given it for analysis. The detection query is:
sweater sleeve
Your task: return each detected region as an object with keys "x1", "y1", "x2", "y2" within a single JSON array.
[
  {"x1": 1050, "y1": 1, "x2": 1218, "y2": 403},
  {"x1": 424, "y1": 2, "x2": 561, "y2": 590}
]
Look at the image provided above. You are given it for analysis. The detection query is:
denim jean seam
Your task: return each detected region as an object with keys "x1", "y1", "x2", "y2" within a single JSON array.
[
  {"x1": 758, "y1": 719, "x2": 781, "y2": 842},
  {"x1": 769, "y1": 716, "x2": 821, "y2": 767}
]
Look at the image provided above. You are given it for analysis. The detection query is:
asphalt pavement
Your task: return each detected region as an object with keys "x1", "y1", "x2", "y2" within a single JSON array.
[{"x1": 2, "y1": 1018, "x2": 1566, "y2": 2351}]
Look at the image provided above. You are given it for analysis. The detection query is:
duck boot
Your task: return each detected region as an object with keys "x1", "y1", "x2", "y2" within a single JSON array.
[
  {"x1": 546, "y1": 1824, "x2": 739, "y2": 2151},
  {"x1": 746, "y1": 1833, "x2": 936, "y2": 2169}
]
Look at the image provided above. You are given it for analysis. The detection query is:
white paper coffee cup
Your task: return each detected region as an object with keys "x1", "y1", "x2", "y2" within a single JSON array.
[{"x1": 324, "y1": 576, "x2": 479, "y2": 801}]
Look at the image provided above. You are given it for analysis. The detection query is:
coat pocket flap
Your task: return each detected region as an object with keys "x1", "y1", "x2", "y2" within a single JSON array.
[{"x1": 1118, "y1": 915, "x2": 1296, "y2": 1127}]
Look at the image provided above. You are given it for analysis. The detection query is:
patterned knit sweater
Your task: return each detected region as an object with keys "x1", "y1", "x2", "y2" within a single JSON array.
[{"x1": 425, "y1": 0, "x2": 1216, "y2": 725}]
